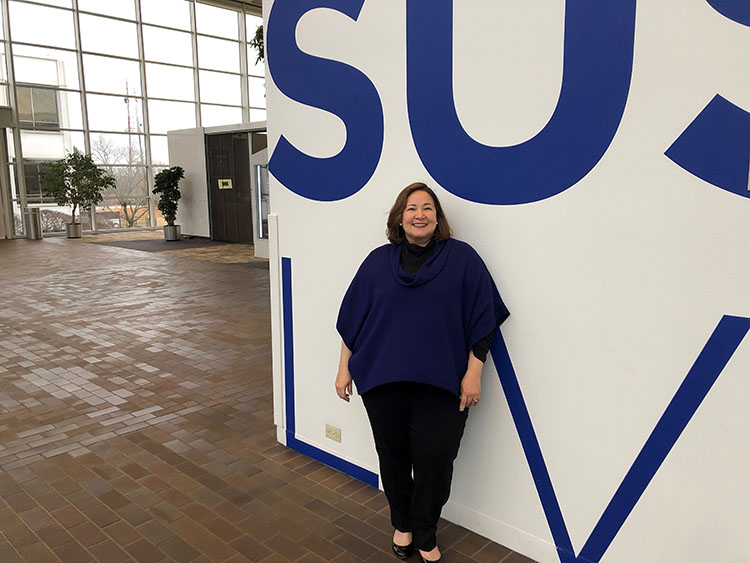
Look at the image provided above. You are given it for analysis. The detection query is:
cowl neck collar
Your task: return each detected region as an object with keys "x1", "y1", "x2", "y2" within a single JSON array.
[
  {"x1": 403, "y1": 238, "x2": 435, "y2": 258},
  {"x1": 391, "y1": 238, "x2": 452, "y2": 287}
]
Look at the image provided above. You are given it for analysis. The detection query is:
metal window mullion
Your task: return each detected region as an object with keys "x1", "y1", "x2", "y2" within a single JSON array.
[
  {"x1": 190, "y1": 1, "x2": 201, "y2": 127},
  {"x1": 0, "y1": 129, "x2": 13, "y2": 238},
  {"x1": 3, "y1": 0, "x2": 29, "y2": 215},
  {"x1": 134, "y1": 0, "x2": 155, "y2": 228},
  {"x1": 238, "y1": 8, "x2": 249, "y2": 123},
  {"x1": 71, "y1": 0, "x2": 96, "y2": 231},
  {"x1": 71, "y1": 0, "x2": 89, "y2": 153}
]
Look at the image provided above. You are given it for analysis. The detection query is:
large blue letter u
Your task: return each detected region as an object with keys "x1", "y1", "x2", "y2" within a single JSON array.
[
  {"x1": 407, "y1": 0, "x2": 636, "y2": 205},
  {"x1": 267, "y1": 1, "x2": 384, "y2": 201}
]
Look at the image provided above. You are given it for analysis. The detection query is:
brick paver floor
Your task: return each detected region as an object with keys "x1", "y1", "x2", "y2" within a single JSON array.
[{"x1": 0, "y1": 235, "x2": 534, "y2": 562}]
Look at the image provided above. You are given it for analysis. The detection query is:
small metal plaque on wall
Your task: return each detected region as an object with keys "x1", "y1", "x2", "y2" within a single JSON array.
[{"x1": 218, "y1": 179, "x2": 233, "y2": 190}]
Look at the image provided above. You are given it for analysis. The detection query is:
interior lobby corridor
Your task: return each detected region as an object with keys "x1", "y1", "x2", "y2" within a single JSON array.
[{"x1": 0, "y1": 236, "x2": 530, "y2": 563}]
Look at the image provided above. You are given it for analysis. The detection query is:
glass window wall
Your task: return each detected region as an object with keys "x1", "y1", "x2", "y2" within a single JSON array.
[
  {"x1": 248, "y1": 76, "x2": 265, "y2": 109},
  {"x1": 197, "y1": 36, "x2": 240, "y2": 73},
  {"x1": 141, "y1": 0, "x2": 190, "y2": 30},
  {"x1": 87, "y1": 93, "x2": 143, "y2": 133},
  {"x1": 149, "y1": 136, "x2": 169, "y2": 166},
  {"x1": 246, "y1": 14, "x2": 264, "y2": 76},
  {"x1": 83, "y1": 55, "x2": 142, "y2": 96},
  {"x1": 91, "y1": 133, "x2": 146, "y2": 165},
  {"x1": 13, "y1": 45, "x2": 79, "y2": 89},
  {"x1": 23, "y1": 0, "x2": 70, "y2": 7},
  {"x1": 143, "y1": 26, "x2": 193, "y2": 66},
  {"x1": 19, "y1": 130, "x2": 84, "y2": 159},
  {"x1": 195, "y1": 3, "x2": 238, "y2": 39},
  {"x1": 78, "y1": 0, "x2": 135, "y2": 20},
  {"x1": 3, "y1": 0, "x2": 264, "y2": 235},
  {"x1": 9, "y1": 2, "x2": 75, "y2": 49},
  {"x1": 199, "y1": 70, "x2": 241, "y2": 106},
  {"x1": 145, "y1": 63, "x2": 194, "y2": 101},
  {"x1": 79, "y1": 14, "x2": 138, "y2": 59},
  {"x1": 147, "y1": 99, "x2": 196, "y2": 134},
  {"x1": 249, "y1": 108, "x2": 266, "y2": 122},
  {"x1": 12, "y1": 200, "x2": 24, "y2": 236},
  {"x1": 201, "y1": 104, "x2": 242, "y2": 128}
]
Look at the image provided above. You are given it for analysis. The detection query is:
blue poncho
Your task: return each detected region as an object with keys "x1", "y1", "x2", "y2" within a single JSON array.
[{"x1": 336, "y1": 238, "x2": 509, "y2": 396}]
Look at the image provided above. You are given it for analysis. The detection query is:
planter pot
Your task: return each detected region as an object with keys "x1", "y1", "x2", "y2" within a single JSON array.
[
  {"x1": 164, "y1": 225, "x2": 181, "y2": 241},
  {"x1": 66, "y1": 223, "x2": 82, "y2": 239}
]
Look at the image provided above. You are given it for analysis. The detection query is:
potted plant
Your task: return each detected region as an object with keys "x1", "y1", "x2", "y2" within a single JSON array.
[
  {"x1": 250, "y1": 24, "x2": 264, "y2": 63},
  {"x1": 40, "y1": 148, "x2": 115, "y2": 238},
  {"x1": 152, "y1": 166, "x2": 184, "y2": 241}
]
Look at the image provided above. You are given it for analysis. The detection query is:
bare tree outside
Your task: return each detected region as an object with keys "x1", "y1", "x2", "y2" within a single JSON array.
[
  {"x1": 16, "y1": 211, "x2": 72, "y2": 233},
  {"x1": 91, "y1": 134, "x2": 150, "y2": 228},
  {"x1": 40, "y1": 210, "x2": 71, "y2": 232}
]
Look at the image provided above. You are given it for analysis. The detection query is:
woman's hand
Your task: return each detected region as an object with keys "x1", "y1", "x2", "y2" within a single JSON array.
[
  {"x1": 336, "y1": 341, "x2": 354, "y2": 402},
  {"x1": 336, "y1": 369, "x2": 353, "y2": 402},
  {"x1": 459, "y1": 351, "x2": 483, "y2": 411}
]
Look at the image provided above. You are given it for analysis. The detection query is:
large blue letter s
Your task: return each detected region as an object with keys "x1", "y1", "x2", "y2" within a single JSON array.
[
  {"x1": 267, "y1": 1, "x2": 384, "y2": 201},
  {"x1": 407, "y1": 0, "x2": 636, "y2": 205},
  {"x1": 664, "y1": 2, "x2": 750, "y2": 199}
]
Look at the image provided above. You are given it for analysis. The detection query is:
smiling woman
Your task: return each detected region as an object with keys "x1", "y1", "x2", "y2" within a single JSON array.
[
  {"x1": 335, "y1": 182, "x2": 510, "y2": 562},
  {"x1": 386, "y1": 183, "x2": 452, "y2": 247},
  {"x1": 401, "y1": 190, "x2": 436, "y2": 245}
]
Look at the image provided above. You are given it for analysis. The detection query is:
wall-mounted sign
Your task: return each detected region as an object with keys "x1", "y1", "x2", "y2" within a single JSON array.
[
  {"x1": 218, "y1": 178, "x2": 233, "y2": 190},
  {"x1": 266, "y1": 1, "x2": 750, "y2": 562}
]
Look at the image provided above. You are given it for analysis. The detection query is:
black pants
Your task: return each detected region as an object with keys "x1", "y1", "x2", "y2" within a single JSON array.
[{"x1": 361, "y1": 382, "x2": 469, "y2": 551}]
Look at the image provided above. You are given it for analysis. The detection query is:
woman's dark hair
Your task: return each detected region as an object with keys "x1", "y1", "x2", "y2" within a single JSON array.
[{"x1": 386, "y1": 182, "x2": 452, "y2": 244}]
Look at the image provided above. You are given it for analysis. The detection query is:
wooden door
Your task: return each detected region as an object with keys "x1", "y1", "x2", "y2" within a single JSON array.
[{"x1": 206, "y1": 133, "x2": 253, "y2": 243}]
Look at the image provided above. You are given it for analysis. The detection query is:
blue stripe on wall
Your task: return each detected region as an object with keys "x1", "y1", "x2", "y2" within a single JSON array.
[
  {"x1": 492, "y1": 315, "x2": 750, "y2": 563},
  {"x1": 282, "y1": 257, "x2": 296, "y2": 435},
  {"x1": 281, "y1": 257, "x2": 379, "y2": 488}
]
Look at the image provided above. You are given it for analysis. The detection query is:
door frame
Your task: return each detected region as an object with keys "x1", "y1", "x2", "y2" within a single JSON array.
[
  {"x1": 250, "y1": 147, "x2": 268, "y2": 258},
  {"x1": 203, "y1": 121, "x2": 266, "y2": 245}
]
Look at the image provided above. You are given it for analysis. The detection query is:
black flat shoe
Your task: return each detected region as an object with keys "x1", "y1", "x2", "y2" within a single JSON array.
[{"x1": 392, "y1": 541, "x2": 414, "y2": 559}]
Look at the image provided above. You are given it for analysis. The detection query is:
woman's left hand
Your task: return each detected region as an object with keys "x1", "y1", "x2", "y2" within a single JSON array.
[
  {"x1": 459, "y1": 360, "x2": 482, "y2": 411},
  {"x1": 458, "y1": 351, "x2": 484, "y2": 412}
]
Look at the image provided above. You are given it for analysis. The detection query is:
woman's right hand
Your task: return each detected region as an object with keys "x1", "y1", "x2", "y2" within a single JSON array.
[
  {"x1": 335, "y1": 341, "x2": 354, "y2": 402},
  {"x1": 335, "y1": 369, "x2": 353, "y2": 402}
]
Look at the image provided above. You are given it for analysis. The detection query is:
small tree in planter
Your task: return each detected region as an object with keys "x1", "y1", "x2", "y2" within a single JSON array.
[
  {"x1": 40, "y1": 149, "x2": 115, "y2": 238},
  {"x1": 152, "y1": 166, "x2": 184, "y2": 241}
]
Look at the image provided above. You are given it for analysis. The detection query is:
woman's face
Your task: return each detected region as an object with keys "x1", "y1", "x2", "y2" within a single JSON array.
[{"x1": 402, "y1": 190, "x2": 437, "y2": 246}]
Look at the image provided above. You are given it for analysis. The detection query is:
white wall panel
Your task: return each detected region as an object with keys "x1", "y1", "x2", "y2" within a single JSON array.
[{"x1": 266, "y1": 1, "x2": 750, "y2": 561}]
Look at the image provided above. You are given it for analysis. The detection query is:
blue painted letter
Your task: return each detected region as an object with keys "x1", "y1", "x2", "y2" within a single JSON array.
[
  {"x1": 492, "y1": 315, "x2": 750, "y2": 562},
  {"x1": 267, "y1": 1, "x2": 384, "y2": 201},
  {"x1": 666, "y1": 95, "x2": 750, "y2": 198},
  {"x1": 407, "y1": 0, "x2": 636, "y2": 205},
  {"x1": 706, "y1": 0, "x2": 750, "y2": 26},
  {"x1": 665, "y1": 2, "x2": 750, "y2": 196}
]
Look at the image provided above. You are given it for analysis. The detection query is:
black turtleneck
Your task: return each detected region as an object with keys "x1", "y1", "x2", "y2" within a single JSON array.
[
  {"x1": 400, "y1": 238, "x2": 435, "y2": 275},
  {"x1": 400, "y1": 238, "x2": 494, "y2": 362}
]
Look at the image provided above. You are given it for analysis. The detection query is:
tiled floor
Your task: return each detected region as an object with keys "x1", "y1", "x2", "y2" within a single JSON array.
[
  {"x1": 79, "y1": 230, "x2": 267, "y2": 266},
  {"x1": 0, "y1": 235, "x2": 534, "y2": 562}
]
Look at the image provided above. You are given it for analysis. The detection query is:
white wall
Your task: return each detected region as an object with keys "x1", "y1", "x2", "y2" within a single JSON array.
[
  {"x1": 266, "y1": 2, "x2": 750, "y2": 562},
  {"x1": 167, "y1": 127, "x2": 210, "y2": 237}
]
